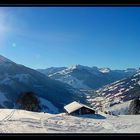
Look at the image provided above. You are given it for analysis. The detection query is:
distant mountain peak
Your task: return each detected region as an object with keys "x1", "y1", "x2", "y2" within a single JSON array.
[
  {"x1": 37, "y1": 65, "x2": 138, "y2": 90},
  {"x1": 99, "y1": 68, "x2": 111, "y2": 73},
  {"x1": 68, "y1": 64, "x2": 83, "y2": 70}
]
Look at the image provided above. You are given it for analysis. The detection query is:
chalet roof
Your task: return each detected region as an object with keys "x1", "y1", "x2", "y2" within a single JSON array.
[{"x1": 64, "y1": 101, "x2": 95, "y2": 114}]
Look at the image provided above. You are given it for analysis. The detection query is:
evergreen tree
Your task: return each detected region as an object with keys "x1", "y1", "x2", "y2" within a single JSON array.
[
  {"x1": 128, "y1": 97, "x2": 140, "y2": 115},
  {"x1": 16, "y1": 91, "x2": 40, "y2": 112}
]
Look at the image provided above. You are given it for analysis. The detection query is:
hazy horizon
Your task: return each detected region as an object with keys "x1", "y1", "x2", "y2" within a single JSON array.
[{"x1": 1, "y1": 53, "x2": 139, "y2": 70}]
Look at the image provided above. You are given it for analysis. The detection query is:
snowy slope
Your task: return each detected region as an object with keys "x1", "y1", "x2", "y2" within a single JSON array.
[
  {"x1": 37, "y1": 67, "x2": 66, "y2": 76},
  {"x1": 96, "y1": 70, "x2": 140, "y2": 101},
  {"x1": 50, "y1": 74, "x2": 90, "y2": 89},
  {"x1": 90, "y1": 70, "x2": 140, "y2": 112},
  {"x1": 1, "y1": 109, "x2": 140, "y2": 133},
  {"x1": 108, "y1": 100, "x2": 131, "y2": 115},
  {"x1": 0, "y1": 55, "x2": 87, "y2": 112},
  {"x1": 39, "y1": 97, "x2": 59, "y2": 113},
  {"x1": 38, "y1": 65, "x2": 137, "y2": 90}
]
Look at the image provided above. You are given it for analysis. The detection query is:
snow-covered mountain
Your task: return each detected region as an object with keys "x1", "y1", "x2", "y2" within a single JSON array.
[
  {"x1": 37, "y1": 65, "x2": 137, "y2": 90},
  {"x1": 37, "y1": 67, "x2": 66, "y2": 76},
  {"x1": 0, "y1": 55, "x2": 87, "y2": 113},
  {"x1": 99, "y1": 68, "x2": 111, "y2": 73},
  {"x1": 90, "y1": 70, "x2": 140, "y2": 112}
]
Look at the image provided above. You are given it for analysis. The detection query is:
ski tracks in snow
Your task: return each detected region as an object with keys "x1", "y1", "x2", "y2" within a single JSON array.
[
  {"x1": 0, "y1": 109, "x2": 16, "y2": 133},
  {"x1": 0, "y1": 109, "x2": 15, "y2": 122}
]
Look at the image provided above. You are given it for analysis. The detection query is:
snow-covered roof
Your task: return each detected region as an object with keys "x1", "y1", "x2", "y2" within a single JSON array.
[{"x1": 64, "y1": 101, "x2": 95, "y2": 114}]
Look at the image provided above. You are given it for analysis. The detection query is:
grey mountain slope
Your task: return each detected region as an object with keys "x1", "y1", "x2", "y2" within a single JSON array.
[{"x1": 0, "y1": 55, "x2": 86, "y2": 112}]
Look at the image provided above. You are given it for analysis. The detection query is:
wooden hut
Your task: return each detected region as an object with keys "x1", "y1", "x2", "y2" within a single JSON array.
[{"x1": 64, "y1": 101, "x2": 95, "y2": 115}]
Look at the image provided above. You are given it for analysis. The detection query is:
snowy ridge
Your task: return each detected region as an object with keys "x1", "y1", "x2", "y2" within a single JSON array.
[
  {"x1": 99, "y1": 68, "x2": 111, "y2": 73},
  {"x1": 49, "y1": 65, "x2": 87, "y2": 76},
  {"x1": 0, "y1": 55, "x2": 13, "y2": 63}
]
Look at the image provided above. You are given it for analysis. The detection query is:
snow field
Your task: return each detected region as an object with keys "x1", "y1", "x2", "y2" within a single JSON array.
[{"x1": 0, "y1": 109, "x2": 140, "y2": 133}]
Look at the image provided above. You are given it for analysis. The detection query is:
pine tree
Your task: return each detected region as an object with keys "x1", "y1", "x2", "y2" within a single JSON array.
[
  {"x1": 128, "y1": 97, "x2": 140, "y2": 115},
  {"x1": 16, "y1": 91, "x2": 40, "y2": 112}
]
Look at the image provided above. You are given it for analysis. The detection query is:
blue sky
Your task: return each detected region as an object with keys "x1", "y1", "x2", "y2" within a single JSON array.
[{"x1": 0, "y1": 7, "x2": 140, "y2": 70}]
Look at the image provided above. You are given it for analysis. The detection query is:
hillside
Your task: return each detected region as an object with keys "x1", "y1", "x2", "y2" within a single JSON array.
[
  {"x1": 90, "y1": 70, "x2": 140, "y2": 112},
  {"x1": 0, "y1": 55, "x2": 86, "y2": 113}
]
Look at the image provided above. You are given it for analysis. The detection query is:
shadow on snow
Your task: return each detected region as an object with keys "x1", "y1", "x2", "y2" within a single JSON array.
[{"x1": 74, "y1": 114, "x2": 106, "y2": 119}]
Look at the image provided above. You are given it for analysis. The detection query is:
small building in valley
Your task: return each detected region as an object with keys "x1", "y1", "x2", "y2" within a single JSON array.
[{"x1": 64, "y1": 101, "x2": 95, "y2": 115}]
